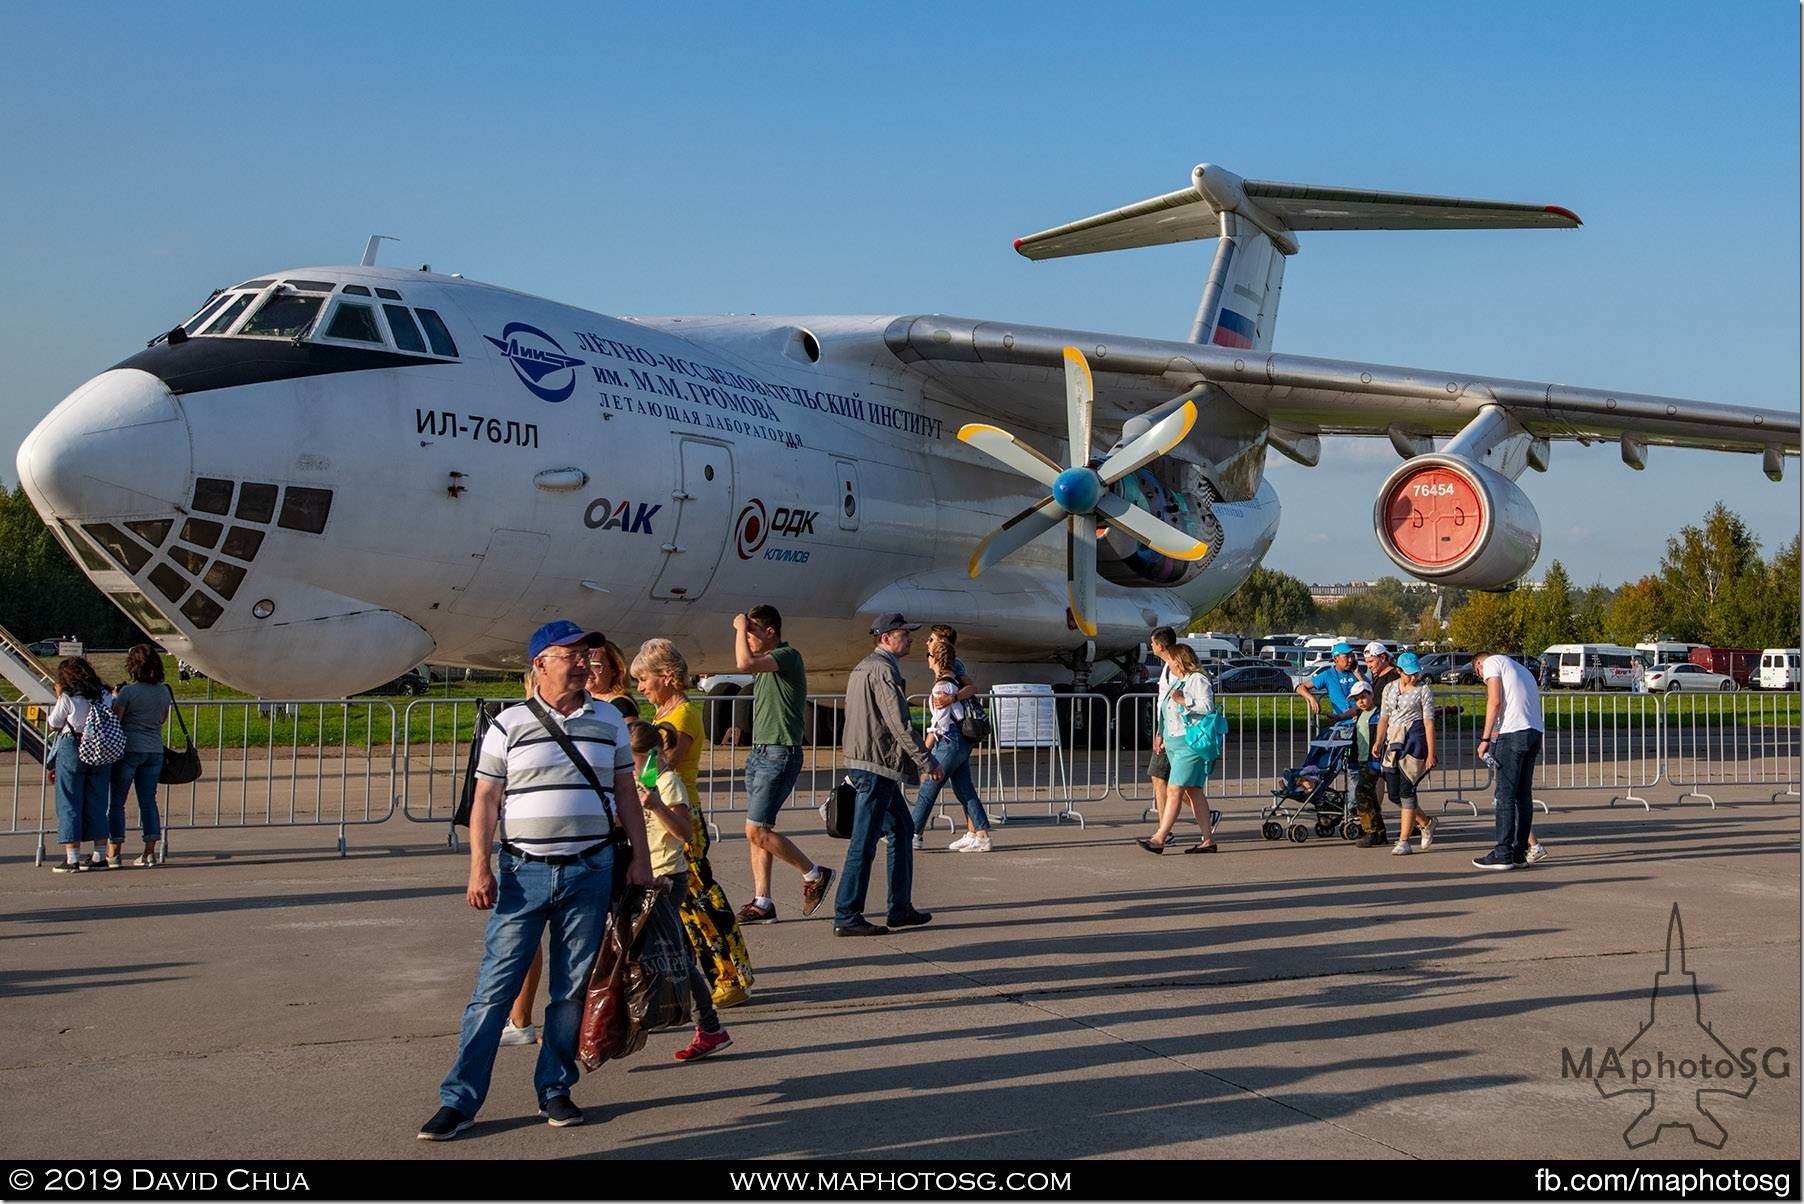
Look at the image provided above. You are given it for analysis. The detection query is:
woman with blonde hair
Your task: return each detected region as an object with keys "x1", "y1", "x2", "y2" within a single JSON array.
[
  {"x1": 630, "y1": 640, "x2": 702, "y2": 814},
  {"x1": 1138, "y1": 643, "x2": 1219, "y2": 854}
]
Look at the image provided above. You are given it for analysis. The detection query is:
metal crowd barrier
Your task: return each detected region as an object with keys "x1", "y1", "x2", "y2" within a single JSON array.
[
  {"x1": 908, "y1": 690, "x2": 1107, "y2": 830},
  {"x1": 1534, "y1": 691, "x2": 1663, "y2": 811},
  {"x1": 1, "y1": 699, "x2": 397, "y2": 862},
  {"x1": 1662, "y1": 689, "x2": 1802, "y2": 808}
]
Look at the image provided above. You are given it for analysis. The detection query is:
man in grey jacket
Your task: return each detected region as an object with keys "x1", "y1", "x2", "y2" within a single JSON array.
[{"x1": 834, "y1": 613, "x2": 944, "y2": 936}]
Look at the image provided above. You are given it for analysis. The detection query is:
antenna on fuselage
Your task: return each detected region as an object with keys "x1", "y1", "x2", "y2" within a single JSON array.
[{"x1": 360, "y1": 235, "x2": 398, "y2": 267}]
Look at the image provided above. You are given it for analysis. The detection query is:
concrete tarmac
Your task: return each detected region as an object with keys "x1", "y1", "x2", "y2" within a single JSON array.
[{"x1": 2, "y1": 791, "x2": 1798, "y2": 1161}]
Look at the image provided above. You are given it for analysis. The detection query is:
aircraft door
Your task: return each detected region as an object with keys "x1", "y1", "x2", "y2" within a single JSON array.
[
  {"x1": 452, "y1": 529, "x2": 550, "y2": 619},
  {"x1": 650, "y1": 437, "x2": 734, "y2": 601}
]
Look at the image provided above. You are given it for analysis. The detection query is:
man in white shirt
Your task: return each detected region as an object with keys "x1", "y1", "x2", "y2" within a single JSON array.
[{"x1": 1471, "y1": 651, "x2": 1545, "y2": 871}]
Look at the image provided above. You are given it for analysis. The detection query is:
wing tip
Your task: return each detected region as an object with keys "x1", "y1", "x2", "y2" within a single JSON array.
[{"x1": 1544, "y1": 204, "x2": 1583, "y2": 226}]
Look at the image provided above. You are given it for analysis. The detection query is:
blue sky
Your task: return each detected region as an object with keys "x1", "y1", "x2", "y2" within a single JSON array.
[{"x1": 1, "y1": 2, "x2": 1795, "y2": 586}]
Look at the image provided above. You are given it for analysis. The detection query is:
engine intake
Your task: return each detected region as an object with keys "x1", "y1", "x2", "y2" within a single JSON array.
[{"x1": 1373, "y1": 454, "x2": 1540, "y2": 589}]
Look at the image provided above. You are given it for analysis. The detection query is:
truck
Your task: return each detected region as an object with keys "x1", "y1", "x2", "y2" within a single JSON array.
[{"x1": 1689, "y1": 646, "x2": 1759, "y2": 686}]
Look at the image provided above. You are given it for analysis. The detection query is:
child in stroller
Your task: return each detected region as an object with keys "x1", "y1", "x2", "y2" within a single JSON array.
[{"x1": 1262, "y1": 716, "x2": 1360, "y2": 843}]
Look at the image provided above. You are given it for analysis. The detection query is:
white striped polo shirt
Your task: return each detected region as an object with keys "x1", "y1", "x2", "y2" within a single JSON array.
[{"x1": 474, "y1": 695, "x2": 632, "y2": 857}]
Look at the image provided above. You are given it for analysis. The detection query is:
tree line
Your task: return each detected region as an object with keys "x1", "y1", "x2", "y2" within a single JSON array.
[
  {"x1": 0, "y1": 480, "x2": 148, "y2": 647},
  {"x1": 1200, "y1": 502, "x2": 1800, "y2": 654}
]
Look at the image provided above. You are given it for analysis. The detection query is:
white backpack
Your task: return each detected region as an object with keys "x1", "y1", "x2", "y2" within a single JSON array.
[{"x1": 78, "y1": 692, "x2": 126, "y2": 766}]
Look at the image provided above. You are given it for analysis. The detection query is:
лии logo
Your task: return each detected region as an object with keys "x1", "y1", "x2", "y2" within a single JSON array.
[{"x1": 485, "y1": 322, "x2": 585, "y2": 403}]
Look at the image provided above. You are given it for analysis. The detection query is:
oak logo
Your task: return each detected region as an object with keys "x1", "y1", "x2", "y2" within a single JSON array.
[
  {"x1": 734, "y1": 499, "x2": 819, "y2": 560},
  {"x1": 584, "y1": 497, "x2": 660, "y2": 534}
]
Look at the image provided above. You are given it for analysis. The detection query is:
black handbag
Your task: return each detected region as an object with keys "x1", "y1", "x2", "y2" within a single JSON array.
[
  {"x1": 158, "y1": 686, "x2": 202, "y2": 785},
  {"x1": 825, "y1": 776, "x2": 855, "y2": 839},
  {"x1": 958, "y1": 697, "x2": 992, "y2": 744}
]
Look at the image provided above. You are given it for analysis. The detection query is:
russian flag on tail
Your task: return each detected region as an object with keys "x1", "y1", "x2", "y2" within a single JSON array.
[{"x1": 1211, "y1": 308, "x2": 1256, "y2": 349}]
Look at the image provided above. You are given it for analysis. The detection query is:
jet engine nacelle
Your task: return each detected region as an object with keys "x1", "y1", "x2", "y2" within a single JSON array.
[{"x1": 1373, "y1": 453, "x2": 1541, "y2": 589}]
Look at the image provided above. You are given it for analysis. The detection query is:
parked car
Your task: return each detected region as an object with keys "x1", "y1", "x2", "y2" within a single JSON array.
[
  {"x1": 1215, "y1": 664, "x2": 1299, "y2": 694},
  {"x1": 25, "y1": 640, "x2": 58, "y2": 656},
  {"x1": 1415, "y1": 652, "x2": 1474, "y2": 684},
  {"x1": 1645, "y1": 663, "x2": 1736, "y2": 692},
  {"x1": 361, "y1": 669, "x2": 431, "y2": 696}
]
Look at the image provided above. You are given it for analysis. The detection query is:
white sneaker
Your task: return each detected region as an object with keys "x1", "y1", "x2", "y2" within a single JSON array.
[
  {"x1": 1418, "y1": 819, "x2": 1435, "y2": 850},
  {"x1": 946, "y1": 832, "x2": 975, "y2": 851},
  {"x1": 958, "y1": 832, "x2": 992, "y2": 853},
  {"x1": 1526, "y1": 842, "x2": 1549, "y2": 864},
  {"x1": 1391, "y1": 839, "x2": 1412, "y2": 856},
  {"x1": 911, "y1": 835, "x2": 924, "y2": 850},
  {"x1": 500, "y1": 1021, "x2": 536, "y2": 1046}
]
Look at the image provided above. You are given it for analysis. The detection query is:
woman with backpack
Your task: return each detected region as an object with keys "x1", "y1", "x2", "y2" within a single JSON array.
[
  {"x1": 1137, "y1": 643, "x2": 1220, "y2": 854},
  {"x1": 110, "y1": 645, "x2": 172, "y2": 867},
  {"x1": 46, "y1": 657, "x2": 118, "y2": 872},
  {"x1": 908, "y1": 625, "x2": 993, "y2": 852}
]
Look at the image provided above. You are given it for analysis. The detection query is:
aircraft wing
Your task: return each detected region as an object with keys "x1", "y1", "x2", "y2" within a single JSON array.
[{"x1": 883, "y1": 315, "x2": 1799, "y2": 474}]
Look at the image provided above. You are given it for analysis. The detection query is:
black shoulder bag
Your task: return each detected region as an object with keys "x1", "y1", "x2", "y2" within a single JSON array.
[
  {"x1": 158, "y1": 685, "x2": 203, "y2": 785},
  {"x1": 524, "y1": 698, "x2": 633, "y2": 874},
  {"x1": 452, "y1": 703, "x2": 494, "y2": 828}
]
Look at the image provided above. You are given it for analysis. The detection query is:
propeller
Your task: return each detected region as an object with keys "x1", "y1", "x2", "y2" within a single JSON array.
[{"x1": 958, "y1": 346, "x2": 1209, "y2": 637}]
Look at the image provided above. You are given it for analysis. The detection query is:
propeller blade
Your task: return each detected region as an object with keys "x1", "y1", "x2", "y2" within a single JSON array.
[
  {"x1": 1067, "y1": 516, "x2": 1098, "y2": 637},
  {"x1": 957, "y1": 423, "x2": 1062, "y2": 488},
  {"x1": 1097, "y1": 397, "x2": 1200, "y2": 485},
  {"x1": 1096, "y1": 491, "x2": 1210, "y2": 561},
  {"x1": 1063, "y1": 346, "x2": 1093, "y2": 466},
  {"x1": 968, "y1": 495, "x2": 1067, "y2": 577}
]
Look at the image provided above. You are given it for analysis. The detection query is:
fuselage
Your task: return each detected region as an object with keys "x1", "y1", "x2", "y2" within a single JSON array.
[{"x1": 15, "y1": 266, "x2": 1279, "y2": 696}]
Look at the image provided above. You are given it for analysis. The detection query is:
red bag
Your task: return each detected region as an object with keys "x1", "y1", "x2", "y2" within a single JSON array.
[{"x1": 579, "y1": 892, "x2": 650, "y2": 1070}]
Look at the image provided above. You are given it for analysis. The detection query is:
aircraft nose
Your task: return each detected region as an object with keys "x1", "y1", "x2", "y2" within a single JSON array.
[{"x1": 16, "y1": 368, "x2": 192, "y2": 519}]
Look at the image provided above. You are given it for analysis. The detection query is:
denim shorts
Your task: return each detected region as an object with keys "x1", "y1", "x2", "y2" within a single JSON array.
[{"x1": 744, "y1": 744, "x2": 804, "y2": 829}]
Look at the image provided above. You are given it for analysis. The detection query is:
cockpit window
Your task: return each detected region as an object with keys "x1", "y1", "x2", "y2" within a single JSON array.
[
  {"x1": 234, "y1": 279, "x2": 275, "y2": 290},
  {"x1": 181, "y1": 291, "x2": 230, "y2": 335},
  {"x1": 286, "y1": 279, "x2": 338, "y2": 292},
  {"x1": 240, "y1": 291, "x2": 324, "y2": 338},
  {"x1": 199, "y1": 293, "x2": 256, "y2": 335},
  {"x1": 323, "y1": 301, "x2": 384, "y2": 344},
  {"x1": 383, "y1": 304, "x2": 427, "y2": 353},
  {"x1": 415, "y1": 308, "x2": 459, "y2": 357}
]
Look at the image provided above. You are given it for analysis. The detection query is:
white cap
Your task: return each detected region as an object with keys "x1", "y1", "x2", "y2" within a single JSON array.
[
  {"x1": 1363, "y1": 641, "x2": 1389, "y2": 658},
  {"x1": 1349, "y1": 680, "x2": 1373, "y2": 697}
]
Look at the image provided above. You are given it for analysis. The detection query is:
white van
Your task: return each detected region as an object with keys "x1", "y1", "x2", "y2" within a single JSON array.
[
  {"x1": 1545, "y1": 643, "x2": 1642, "y2": 690},
  {"x1": 1260, "y1": 644, "x2": 1310, "y2": 668},
  {"x1": 1758, "y1": 649, "x2": 1801, "y2": 691},
  {"x1": 1177, "y1": 635, "x2": 1240, "y2": 663},
  {"x1": 1635, "y1": 639, "x2": 1697, "y2": 666}
]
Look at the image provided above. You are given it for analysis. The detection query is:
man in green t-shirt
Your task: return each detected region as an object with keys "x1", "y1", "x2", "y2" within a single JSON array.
[{"x1": 732, "y1": 605, "x2": 832, "y2": 924}]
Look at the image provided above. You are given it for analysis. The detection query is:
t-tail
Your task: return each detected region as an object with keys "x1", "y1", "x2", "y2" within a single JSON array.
[{"x1": 1013, "y1": 163, "x2": 1580, "y2": 351}]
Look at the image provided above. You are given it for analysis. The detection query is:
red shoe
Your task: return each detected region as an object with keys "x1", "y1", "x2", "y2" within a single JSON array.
[{"x1": 674, "y1": 1027, "x2": 733, "y2": 1062}]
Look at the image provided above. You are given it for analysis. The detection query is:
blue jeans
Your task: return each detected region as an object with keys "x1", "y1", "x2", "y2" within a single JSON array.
[
  {"x1": 1490, "y1": 729, "x2": 1543, "y2": 863},
  {"x1": 908, "y1": 729, "x2": 988, "y2": 834},
  {"x1": 439, "y1": 844, "x2": 613, "y2": 1115},
  {"x1": 834, "y1": 771, "x2": 914, "y2": 926},
  {"x1": 743, "y1": 744, "x2": 803, "y2": 829},
  {"x1": 53, "y1": 737, "x2": 110, "y2": 845},
  {"x1": 109, "y1": 749, "x2": 163, "y2": 841}
]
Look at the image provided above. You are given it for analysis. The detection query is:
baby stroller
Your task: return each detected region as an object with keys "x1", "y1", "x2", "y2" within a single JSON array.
[{"x1": 1261, "y1": 720, "x2": 1358, "y2": 843}]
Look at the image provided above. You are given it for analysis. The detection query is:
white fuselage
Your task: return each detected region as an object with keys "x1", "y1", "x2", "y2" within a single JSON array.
[{"x1": 16, "y1": 266, "x2": 1279, "y2": 696}]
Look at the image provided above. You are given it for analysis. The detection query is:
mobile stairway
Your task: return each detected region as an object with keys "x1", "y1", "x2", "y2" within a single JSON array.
[{"x1": 0, "y1": 623, "x2": 55, "y2": 763}]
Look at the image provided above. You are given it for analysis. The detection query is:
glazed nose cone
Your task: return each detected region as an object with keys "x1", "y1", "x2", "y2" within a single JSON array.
[{"x1": 16, "y1": 368, "x2": 192, "y2": 520}]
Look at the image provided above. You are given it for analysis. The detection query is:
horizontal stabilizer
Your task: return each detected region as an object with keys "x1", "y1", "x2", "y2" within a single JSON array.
[{"x1": 1015, "y1": 163, "x2": 1581, "y2": 260}]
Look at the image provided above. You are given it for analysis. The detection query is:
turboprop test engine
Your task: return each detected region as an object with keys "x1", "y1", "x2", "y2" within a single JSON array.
[{"x1": 1372, "y1": 453, "x2": 1541, "y2": 589}]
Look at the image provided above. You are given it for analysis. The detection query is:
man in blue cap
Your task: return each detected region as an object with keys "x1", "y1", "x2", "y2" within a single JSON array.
[
  {"x1": 1295, "y1": 641, "x2": 1368, "y2": 723},
  {"x1": 419, "y1": 619, "x2": 652, "y2": 1142}
]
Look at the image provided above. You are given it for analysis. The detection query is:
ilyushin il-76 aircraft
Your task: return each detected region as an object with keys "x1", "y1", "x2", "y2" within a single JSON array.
[{"x1": 15, "y1": 164, "x2": 1800, "y2": 697}]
